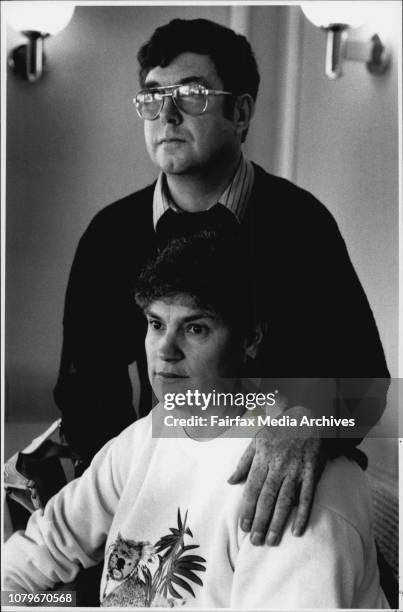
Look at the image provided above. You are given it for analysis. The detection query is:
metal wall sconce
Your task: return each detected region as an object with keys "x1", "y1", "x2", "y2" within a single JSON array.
[
  {"x1": 7, "y1": 2, "x2": 75, "y2": 83},
  {"x1": 300, "y1": 2, "x2": 390, "y2": 80}
]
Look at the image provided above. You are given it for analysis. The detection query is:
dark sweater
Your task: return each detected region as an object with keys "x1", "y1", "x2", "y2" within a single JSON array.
[{"x1": 54, "y1": 164, "x2": 389, "y2": 463}]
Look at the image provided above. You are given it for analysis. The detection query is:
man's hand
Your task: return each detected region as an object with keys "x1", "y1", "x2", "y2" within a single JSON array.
[{"x1": 228, "y1": 417, "x2": 327, "y2": 546}]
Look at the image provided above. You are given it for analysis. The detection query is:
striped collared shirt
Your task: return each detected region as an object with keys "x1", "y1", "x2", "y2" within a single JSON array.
[{"x1": 152, "y1": 155, "x2": 255, "y2": 229}]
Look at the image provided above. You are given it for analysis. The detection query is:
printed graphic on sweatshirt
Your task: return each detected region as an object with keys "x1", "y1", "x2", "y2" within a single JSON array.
[{"x1": 102, "y1": 508, "x2": 207, "y2": 607}]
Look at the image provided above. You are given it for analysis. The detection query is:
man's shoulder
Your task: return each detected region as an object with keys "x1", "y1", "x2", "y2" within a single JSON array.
[
  {"x1": 250, "y1": 162, "x2": 335, "y2": 224},
  {"x1": 251, "y1": 162, "x2": 316, "y2": 200},
  {"x1": 91, "y1": 181, "x2": 156, "y2": 227},
  {"x1": 76, "y1": 181, "x2": 156, "y2": 250}
]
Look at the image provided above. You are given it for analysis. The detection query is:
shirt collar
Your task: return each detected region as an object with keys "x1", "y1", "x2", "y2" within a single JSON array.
[{"x1": 153, "y1": 155, "x2": 255, "y2": 229}]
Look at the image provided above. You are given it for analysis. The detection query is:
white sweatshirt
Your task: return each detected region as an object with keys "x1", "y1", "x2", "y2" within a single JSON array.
[{"x1": 4, "y1": 408, "x2": 388, "y2": 608}]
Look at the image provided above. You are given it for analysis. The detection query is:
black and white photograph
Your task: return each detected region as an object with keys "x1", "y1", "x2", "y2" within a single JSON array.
[{"x1": 2, "y1": 1, "x2": 400, "y2": 608}]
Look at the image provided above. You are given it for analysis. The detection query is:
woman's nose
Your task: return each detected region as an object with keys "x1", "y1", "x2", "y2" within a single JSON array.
[{"x1": 157, "y1": 332, "x2": 183, "y2": 361}]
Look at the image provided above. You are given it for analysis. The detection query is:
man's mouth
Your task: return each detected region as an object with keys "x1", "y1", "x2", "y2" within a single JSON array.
[{"x1": 158, "y1": 136, "x2": 186, "y2": 145}]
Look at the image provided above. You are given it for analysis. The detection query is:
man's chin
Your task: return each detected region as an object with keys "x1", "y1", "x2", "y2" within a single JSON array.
[{"x1": 155, "y1": 154, "x2": 193, "y2": 175}]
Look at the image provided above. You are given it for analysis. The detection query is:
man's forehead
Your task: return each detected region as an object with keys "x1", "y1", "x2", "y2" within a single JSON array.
[{"x1": 144, "y1": 52, "x2": 221, "y2": 88}]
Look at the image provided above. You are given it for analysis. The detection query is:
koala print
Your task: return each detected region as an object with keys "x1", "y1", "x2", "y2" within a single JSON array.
[{"x1": 106, "y1": 533, "x2": 145, "y2": 581}]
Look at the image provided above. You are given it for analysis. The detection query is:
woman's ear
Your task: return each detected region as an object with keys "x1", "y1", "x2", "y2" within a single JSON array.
[
  {"x1": 243, "y1": 321, "x2": 266, "y2": 361},
  {"x1": 233, "y1": 94, "x2": 254, "y2": 138}
]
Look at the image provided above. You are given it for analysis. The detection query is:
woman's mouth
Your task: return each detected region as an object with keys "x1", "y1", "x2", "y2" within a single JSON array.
[{"x1": 156, "y1": 372, "x2": 189, "y2": 379}]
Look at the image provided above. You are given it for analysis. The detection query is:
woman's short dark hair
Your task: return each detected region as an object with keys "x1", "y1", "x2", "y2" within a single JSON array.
[
  {"x1": 137, "y1": 18, "x2": 260, "y2": 103},
  {"x1": 135, "y1": 231, "x2": 260, "y2": 337}
]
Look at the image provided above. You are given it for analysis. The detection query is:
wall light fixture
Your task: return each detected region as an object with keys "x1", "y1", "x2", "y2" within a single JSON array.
[
  {"x1": 300, "y1": 2, "x2": 390, "y2": 80},
  {"x1": 7, "y1": 2, "x2": 75, "y2": 83}
]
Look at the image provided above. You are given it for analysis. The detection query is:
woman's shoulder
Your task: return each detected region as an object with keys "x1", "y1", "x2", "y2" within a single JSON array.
[{"x1": 314, "y1": 455, "x2": 374, "y2": 542}]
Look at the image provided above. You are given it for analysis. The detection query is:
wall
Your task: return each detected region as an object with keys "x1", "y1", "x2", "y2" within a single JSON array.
[
  {"x1": 287, "y1": 3, "x2": 400, "y2": 482},
  {"x1": 295, "y1": 3, "x2": 400, "y2": 379}
]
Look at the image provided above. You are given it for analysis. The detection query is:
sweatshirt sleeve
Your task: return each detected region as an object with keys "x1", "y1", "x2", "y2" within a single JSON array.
[
  {"x1": 230, "y1": 505, "x2": 367, "y2": 609},
  {"x1": 3, "y1": 434, "x2": 126, "y2": 593}
]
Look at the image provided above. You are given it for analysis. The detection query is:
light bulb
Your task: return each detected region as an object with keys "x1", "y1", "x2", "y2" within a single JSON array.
[
  {"x1": 6, "y1": 2, "x2": 75, "y2": 36},
  {"x1": 301, "y1": 2, "x2": 374, "y2": 29}
]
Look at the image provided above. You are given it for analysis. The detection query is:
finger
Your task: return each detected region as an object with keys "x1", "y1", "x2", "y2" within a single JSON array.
[
  {"x1": 291, "y1": 472, "x2": 315, "y2": 536},
  {"x1": 238, "y1": 457, "x2": 268, "y2": 533},
  {"x1": 248, "y1": 473, "x2": 285, "y2": 545},
  {"x1": 228, "y1": 440, "x2": 255, "y2": 484},
  {"x1": 264, "y1": 476, "x2": 297, "y2": 546}
]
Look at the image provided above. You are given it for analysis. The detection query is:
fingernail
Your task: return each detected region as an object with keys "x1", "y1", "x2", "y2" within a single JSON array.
[
  {"x1": 266, "y1": 531, "x2": 279, "y2": 546},
  {"x1": 227, "y1": 475, "x2": 235, "y2": 484},
  {"x1": 292, "y1": 526, "x2": 302, "y2": 537},
  {"x1": 251, "y1": 531, "x2": 264, "y2": 546},
  {"x1": 241, "y1": 519, "x2": 252, "y2": 532}
]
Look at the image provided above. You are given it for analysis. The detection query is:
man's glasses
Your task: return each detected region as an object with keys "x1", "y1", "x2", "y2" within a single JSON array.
[{"x1": 133, "y1": 83, "x2": 232, "y2": 120}]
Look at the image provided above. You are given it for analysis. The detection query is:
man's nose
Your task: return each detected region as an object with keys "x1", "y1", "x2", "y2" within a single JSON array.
[
  {"x1": 159, "y1": 95, "x2": 182, "y2": 125},
  {"x1": 158, "y1": 332, "x2": 183, "y2": 361}
]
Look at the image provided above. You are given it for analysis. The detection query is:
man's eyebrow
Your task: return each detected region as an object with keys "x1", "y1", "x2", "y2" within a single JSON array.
[{"x1": 144, "y1": 76, "x2": 210, "y2": 89}]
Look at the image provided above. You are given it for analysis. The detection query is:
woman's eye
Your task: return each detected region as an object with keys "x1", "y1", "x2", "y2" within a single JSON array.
[
  {"x1": 148, "y1": 319, "x2": 162, "y2": 330},
  {"x1": 186, "y1": 324, "x2": 207, "y2": 336}
]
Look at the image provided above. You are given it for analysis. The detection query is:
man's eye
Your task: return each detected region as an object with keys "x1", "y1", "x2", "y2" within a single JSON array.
[
  {"x1": 186, "y1": 324, "x2": 208, "y2": 336},
  {"x1": 141, "y1": 90, "x2": 162, "y2": 102},
  {"x1": 178, "y1": 84, "x2": 204, "y2": 96}
]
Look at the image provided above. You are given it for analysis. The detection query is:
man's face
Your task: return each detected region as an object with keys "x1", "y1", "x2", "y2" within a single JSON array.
[
  {"x1": 145, "y1": 296, "x2": 244, "y2": 402},
  {"x1": 143, "y1": 52, "x2": 240, "y2": 176}
]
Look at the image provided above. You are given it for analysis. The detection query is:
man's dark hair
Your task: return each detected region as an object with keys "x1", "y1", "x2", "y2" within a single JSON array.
[
  {"x1": 137, "y1": 18, "x2": 260, "y2": 103},
  {"x1": 135, "y1": 231, "x2": 260, "y2": 337}
]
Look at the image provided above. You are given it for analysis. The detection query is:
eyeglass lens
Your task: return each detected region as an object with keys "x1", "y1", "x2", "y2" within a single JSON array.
[{"x1": 137, "y1": 85, "x2": 208, "y2": 119}]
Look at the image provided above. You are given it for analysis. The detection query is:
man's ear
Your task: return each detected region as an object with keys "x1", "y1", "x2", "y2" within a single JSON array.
[
  {"x1": 243, "y1": 321, "x2": 265, "y2": 361},
  {"x1": 233, "y1": 94, "x2": 254, "y2": 137}
]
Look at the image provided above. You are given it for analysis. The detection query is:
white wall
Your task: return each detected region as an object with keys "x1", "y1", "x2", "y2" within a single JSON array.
[{"x1": 294, "y1": 4, "x2": 400, "y2": 379}]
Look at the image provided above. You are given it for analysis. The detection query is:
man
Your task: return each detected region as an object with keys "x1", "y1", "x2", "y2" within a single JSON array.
[
  {"x1": 5, "y1": 233, "x2": 387, "y2": 608},
  {"x1": 54, "y1": 18, "x2": 389, "y2": 545}
]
